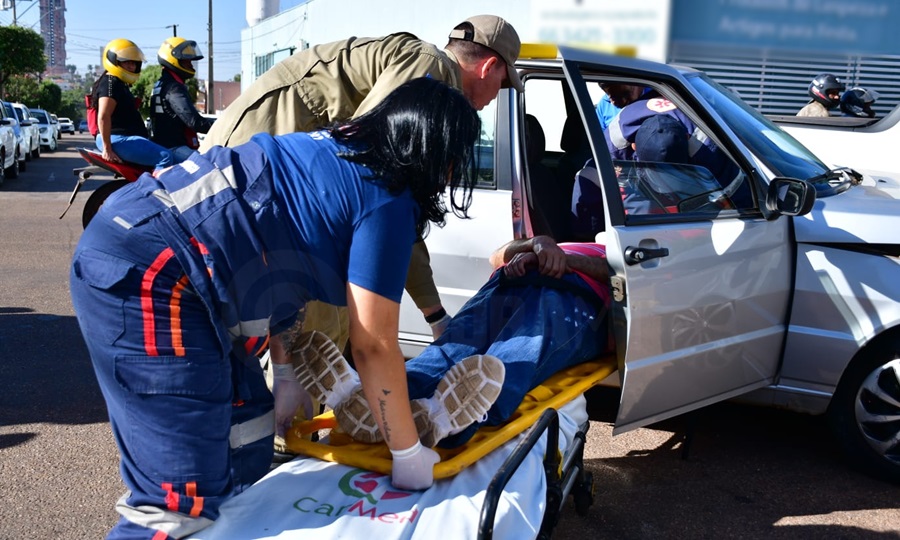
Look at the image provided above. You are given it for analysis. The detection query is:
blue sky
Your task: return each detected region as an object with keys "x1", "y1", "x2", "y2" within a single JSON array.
[{"x1": 0, "y1": 0, "x2": 308, "y2": 80}]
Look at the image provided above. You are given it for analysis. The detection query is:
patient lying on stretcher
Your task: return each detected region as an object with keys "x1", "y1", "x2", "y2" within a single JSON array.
[{"x1": 289, "y1": 236, "x2": 611, "y2": 449}]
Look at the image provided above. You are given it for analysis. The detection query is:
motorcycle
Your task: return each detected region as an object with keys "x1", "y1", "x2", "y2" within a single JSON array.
[{"x1": 60, "y1": 148, "x2": 152, "y2": 228}]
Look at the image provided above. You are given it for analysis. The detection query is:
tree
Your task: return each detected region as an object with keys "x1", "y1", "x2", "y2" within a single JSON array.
[
  {"x1": 0, "y1": 27, "x2": 46, "y2": 96},
  {"x1": 4, "y1": 75, "x2": 42, "y2": 106},
  {"x1": 59, "y1": 88, "x2": 87, "y2": 123},
  {"x1": 233, "y1": 73, "x2": 241, "y2": 83},
  {"x1": 37, "y1": 80, "x2": 62, "y2": 112},
  {"x1": 131, "y1": 64, "x2": 162, "y2": 118}
]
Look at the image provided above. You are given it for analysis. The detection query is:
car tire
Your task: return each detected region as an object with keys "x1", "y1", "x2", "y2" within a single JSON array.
[
  {"x1": 48, "y1": 137, "x2": 57, "y2": 152},
  {"x1": 5, "y1": 151, "x2": 19, "y2": 179},
  {"x1": 828, "y1": 342, "x2": 900, "y2": 484},
  {"x1": 0, "y1": 151, "x2": 5, "y2": 186},
  {"x1": 32, "y1": 143, "x2": 40, "y2": 159},
  {"x1": 82, "y1": 180, "x2": 129, "y2": 228}
]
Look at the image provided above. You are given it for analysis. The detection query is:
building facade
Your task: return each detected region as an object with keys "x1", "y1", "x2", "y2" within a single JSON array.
[
  {"x1": 39, "y1": 0, "x2": 67, "y2": 77},
  {"x1": 240, "y1": 0, "x2": 899, "y2": 117}
]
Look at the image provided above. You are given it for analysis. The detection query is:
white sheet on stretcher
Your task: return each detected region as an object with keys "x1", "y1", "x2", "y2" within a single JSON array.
[{"x1": 188, "y1": 396, "x2": 588, "y2": 540}]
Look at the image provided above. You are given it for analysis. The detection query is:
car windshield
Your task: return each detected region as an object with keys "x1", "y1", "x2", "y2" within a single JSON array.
[
  {"x1": 685, "y1": 73, "x2": 848, "y2": 197},
  {"x1": 32, "y1": 111, "x2": 49, "y2": 123},
  {"x1": 13, "y1": 107, "x2": 26, "y2": 122}
]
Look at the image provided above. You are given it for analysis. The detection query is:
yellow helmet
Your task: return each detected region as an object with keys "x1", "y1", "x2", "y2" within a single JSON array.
[
  {"x1": 102, "y1": 38, "x2": 146, "y2": 85},
  {"x1": 158, "y1": 37, "x2": 204, "y2": 79}
]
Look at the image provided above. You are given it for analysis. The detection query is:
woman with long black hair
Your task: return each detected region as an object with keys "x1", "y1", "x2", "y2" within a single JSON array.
[{"x1": 70, "y1": 77, "x2": 489, "y2": 539}]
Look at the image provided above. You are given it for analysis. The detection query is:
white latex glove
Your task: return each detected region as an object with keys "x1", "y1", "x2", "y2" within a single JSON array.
[
  {"x1": 272, "y1": 363, "x2": 313, "y2": 438},
  {"x1": 429, "y1": 314, "x2": 452, "y2": 340},
  {"x1": 390, "y1": 440, "x2": 441, "y2": 490}
]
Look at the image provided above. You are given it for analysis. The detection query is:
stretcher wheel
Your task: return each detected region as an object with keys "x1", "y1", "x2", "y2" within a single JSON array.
[{"x1": 572, "y1": 471, "x2": 594, "y2": 516}]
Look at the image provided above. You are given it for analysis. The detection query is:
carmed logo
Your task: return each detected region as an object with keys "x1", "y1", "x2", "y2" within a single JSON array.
[
  {"x1": 292, "y1": 468, "x2": 420, "y2": 526},
  {"x1": 338, "y1": 469, "x2": 412, "y2": 504}
]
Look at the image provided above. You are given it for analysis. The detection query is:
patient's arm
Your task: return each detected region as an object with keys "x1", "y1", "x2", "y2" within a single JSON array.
[
  {"x1": 489, "y1": 235, "x2": 566, "y2": 277},
  {"x1": 565, "y1": 253, "x2": 608, "y2": 282}
]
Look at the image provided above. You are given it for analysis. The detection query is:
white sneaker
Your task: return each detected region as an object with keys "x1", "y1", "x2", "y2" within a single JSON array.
[
  {"x1": 290, "y1": 330, "x2": 359, "y2": 409},
  {"x1": 417, "y1": 354, "x2": 505, "y2": 447},
  {"x1": 334, "y1": 354, "x2": 506, "y2": 447}
]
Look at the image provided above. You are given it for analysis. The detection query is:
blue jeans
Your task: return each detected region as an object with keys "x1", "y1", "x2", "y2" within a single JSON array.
[
  {"x1": 96, "y1": 134, "x2": 177, "y2": 169},
  {"x1": 405, "y1": 270, "x2": 609, "y2": 447}
]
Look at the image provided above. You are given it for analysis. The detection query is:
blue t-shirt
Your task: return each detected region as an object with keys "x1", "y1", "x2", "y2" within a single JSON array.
[{"x1": 258, "y1": 131, "x2": 418, "y2": 308}]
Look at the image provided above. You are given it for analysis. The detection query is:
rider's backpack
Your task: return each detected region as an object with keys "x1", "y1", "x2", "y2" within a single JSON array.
[{"x1": 85, "y1": 76, "x2": 103, "y2": 137}]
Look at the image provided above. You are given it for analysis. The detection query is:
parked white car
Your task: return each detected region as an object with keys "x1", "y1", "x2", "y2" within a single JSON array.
[
  {"x1": 58, "y1": 116, "x2": 75, "y2": 135},
  {"x1": 1, "y1": 101, "x2": 29, "y2": 173},
  {"x1": 30, "y1": 108, "x2": 58, "y2": 151},
  {"x1": 0, "y1": 104, "x2": 20, "y2": 184},
  {"x1": 399, "y1": 45, "x2": 900, "y2": 484},
  {"x1": 12, "y1": 103, "x2": 40, "y2": 159}
]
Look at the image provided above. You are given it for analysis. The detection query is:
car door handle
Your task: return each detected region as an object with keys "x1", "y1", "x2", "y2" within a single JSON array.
[{"x1": 624, "y1": 246, "x2": 669, "y2": 265}]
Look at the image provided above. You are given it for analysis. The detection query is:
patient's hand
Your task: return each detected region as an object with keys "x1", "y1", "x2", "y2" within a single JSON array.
[{"x1": 503, "y1": 252, "x2": 538, "y2": 277}]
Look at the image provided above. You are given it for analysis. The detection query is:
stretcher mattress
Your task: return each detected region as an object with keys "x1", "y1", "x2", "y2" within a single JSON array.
[
  {"x1": 189, "y1": 396, "x2": 587, "y2": 540},
  {"x1": 189, "y1": 357, "x2": 617, "y2": 539}
]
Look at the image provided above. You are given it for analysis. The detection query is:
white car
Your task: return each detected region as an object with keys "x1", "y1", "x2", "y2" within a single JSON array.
[
  {"x1": 0, "y1": 104, "x2": 19, "y2": 184},
  {"x1": 1, "y1": 101, "x2": 29, "y2": 173},
  {"x1": 12, "y1": 103, "x2": 40, "y2": 160},
  {"x1": 400, "y1": 45, "x2": 900, "y2": 484},
  {"x1": 30, "y1": 108, "x2": 58, "y2": 151},
  {"x1": 58, "y1": 116, "x2": 75, "y2": 135}
]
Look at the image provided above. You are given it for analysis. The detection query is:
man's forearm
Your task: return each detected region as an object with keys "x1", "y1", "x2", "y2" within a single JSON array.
[{"x1": 565, "y1": 254, "x2": 608, "y2": 282}]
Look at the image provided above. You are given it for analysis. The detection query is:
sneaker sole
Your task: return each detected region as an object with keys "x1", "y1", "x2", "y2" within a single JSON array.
[
  {"x1": 336, "y1": 354, "x2": 506, "y2": 448},
  {"x1": 290, "y1": 330, "x2": 353, "y2": 405},
  {"x1": 417, "y1": 354, "x2": 506, "y2": 447},
  {"x1": 334, "y1": 388, "x2": 384, "y2": 444}
]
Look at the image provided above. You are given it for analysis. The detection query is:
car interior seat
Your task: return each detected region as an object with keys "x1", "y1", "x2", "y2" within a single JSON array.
[{"x1": 525, "y1": 114, "x2": 573, "y2": 241}]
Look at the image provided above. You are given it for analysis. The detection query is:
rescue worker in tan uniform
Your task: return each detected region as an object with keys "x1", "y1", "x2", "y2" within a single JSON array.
[{"x1": 202, "y1": 15, "x2": 523, "y2": 446}]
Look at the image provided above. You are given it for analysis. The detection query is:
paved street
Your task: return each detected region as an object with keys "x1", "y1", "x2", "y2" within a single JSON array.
[{"x1": 0, "y1": 133, "x2": 897, "y2": 539}]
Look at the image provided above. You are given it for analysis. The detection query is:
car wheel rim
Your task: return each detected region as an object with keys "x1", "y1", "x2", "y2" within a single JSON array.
[{"x1": 854, "y1": 357, "x2": 900, "y2": 465}]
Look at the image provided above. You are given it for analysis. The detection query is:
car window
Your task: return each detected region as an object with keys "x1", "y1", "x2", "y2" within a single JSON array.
[{"x1": 474, "y1": 100, "x2": 496, "y2": 189}]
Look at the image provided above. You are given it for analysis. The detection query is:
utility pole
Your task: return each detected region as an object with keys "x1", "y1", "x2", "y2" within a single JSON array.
[
  {"x1": 12, "y1": 0, "x2": 16, "y2": 25},
  {"x1": 166, "y1": 24, "x2": 178, "y2": 37},
  {"x1": 207, "y1": 0, "x2": 214, "y2": 113}
]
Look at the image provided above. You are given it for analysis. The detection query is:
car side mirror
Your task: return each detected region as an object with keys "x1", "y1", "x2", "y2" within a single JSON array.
[
  {"x1": 766, "y1": 177, "x2": 815, "y2": 217},
  {"x1": 0, "y1": 118, "x2": 11, "y2": 126}
]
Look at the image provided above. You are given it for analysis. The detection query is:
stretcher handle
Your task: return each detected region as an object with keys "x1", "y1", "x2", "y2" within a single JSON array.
[{"x1": 477, "y1": 408, "x2": 560, "y2": 540}]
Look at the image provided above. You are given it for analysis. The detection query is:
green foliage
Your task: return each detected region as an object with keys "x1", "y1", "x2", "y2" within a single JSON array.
[
  {"x1": 59, "y1": 88, "x2": 86, "y2": 123},
  {"x1": 132, "y1": 65, "x2": 162, "y2": 118},
  {"x1": 4, "y1": 75, "x2": 42, "y2": 106},
  {"x1": 0, "y1": 27, "x2": 46, "y2": 94},
  {"x1": 233, "y1": 73, "x2": 241, "y2": 82},
  {"x1": 37, "y1": 80, "x2": 62, "y2": 112},
  {"x1": 187, "y1": 77, "x2": 199, "y2": 102}
]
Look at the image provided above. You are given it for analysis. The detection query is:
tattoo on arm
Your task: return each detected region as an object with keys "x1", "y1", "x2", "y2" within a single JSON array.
[{"x1": 378, "y1": 397, "x2": 392, "y2": 443}]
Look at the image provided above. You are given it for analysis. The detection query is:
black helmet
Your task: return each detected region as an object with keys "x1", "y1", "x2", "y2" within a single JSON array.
[
  {"x1": 808, "y1": 73, "x2": 844, "y2": 109},
  {"x1": 840, "y1": 87, "x2": 879, "y2": 118}
]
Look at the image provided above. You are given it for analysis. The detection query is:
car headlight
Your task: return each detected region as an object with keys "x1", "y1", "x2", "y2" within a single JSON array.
[{"x1": 39, "y1": 127, "x2": 47, "y2": 133}]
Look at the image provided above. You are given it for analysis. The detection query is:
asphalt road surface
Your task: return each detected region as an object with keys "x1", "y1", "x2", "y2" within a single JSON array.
[{"x1": 0, "y1": 133, "x2": 897, "y2": 539}]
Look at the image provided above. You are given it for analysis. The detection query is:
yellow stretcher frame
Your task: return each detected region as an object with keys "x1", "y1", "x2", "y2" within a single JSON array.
[{"x1": 284, "y1": 355, "x2": 617, "y2": 479}]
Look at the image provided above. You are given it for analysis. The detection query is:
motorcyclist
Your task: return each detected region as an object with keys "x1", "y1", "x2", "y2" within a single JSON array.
[
  {"x1": 91, "y1": 38, "x2": 176, "y2": 168},
  {"x1": 797, "y1": 73, "x2": 844, "y2": 117},
  {"x1": 150, "y1": 37, "x2": 215, "y2": 161},
  {"x1": 840, "y1": 86, "x2": 880, "y2": 118}
]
